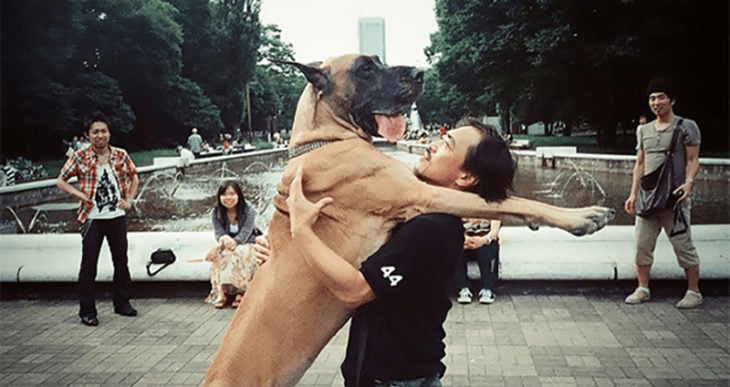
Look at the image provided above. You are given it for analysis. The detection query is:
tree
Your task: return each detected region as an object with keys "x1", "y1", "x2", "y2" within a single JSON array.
[
  {"x1": 1, "y1": 0, "x2": 270, "y2": 158},
  {"x1": 428, "y1": 0, "x2": 532, "y2": 134},
  {"x1": 208, "y1": 0, "x2": 262, "y2": 134},
  {"x1": 166, "y1": 0, "x2": 225, "y2": 142},
  {"x1": 427, "y1": 0, "x2": 728, "y2": 151},
  {"x1": 76, "y1": 0, "x2": 190, "y2": 148},
  {"x1": 249, "y1": 24, "x2": 306, "y2": 136},
  {"x1": 417, "y1": 68, "x2": 470, "y2": 126},
  {"x1": 1, "y1": 0, "x2": 86, "y2": 158}
]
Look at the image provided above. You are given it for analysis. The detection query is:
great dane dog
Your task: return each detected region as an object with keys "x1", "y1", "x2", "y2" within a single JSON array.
[{"x1": 204, "y1": 54, "x2": 613, "y2": 386}]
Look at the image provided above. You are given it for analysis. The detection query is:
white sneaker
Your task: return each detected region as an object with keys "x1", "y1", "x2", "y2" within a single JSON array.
[
  {"x1": 676, "y1": 290, "x2": 703, "y2": 309},
  {"x1": 457, "y1": 288, "x2": 473, "y2": 304},
  {"x1": 625, "y1": 287, "x2": 651, "y2": 304},
  {"x1": 478, "y1": 289, "x2": 496, "y2": 304}
]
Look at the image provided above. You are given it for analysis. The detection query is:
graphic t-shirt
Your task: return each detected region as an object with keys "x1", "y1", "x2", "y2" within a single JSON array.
[
  {"x1": 87, "y1": 163, "x2": 125, "y2": 220},
  {"x1": 341, "y1": 213, "x2": 464, "y2": 385}
]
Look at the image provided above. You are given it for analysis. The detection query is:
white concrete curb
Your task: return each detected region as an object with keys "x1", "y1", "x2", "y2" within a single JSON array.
[{"x1": 1, "y1": 225, "x2": 727, "y2": 283}]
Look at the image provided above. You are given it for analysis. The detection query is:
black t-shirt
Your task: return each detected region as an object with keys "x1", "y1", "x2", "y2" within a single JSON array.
[{"x1": 341, "y1": 213, "x2": 464, "y2": 386}]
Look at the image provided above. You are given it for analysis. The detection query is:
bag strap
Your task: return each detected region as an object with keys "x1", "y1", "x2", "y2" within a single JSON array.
[
  {"x1": 667, "y1": 118, "x2": 683, "y2": 157},
  {"x1": 146, "y1": 261, "x2": 172, "y2": 276}
]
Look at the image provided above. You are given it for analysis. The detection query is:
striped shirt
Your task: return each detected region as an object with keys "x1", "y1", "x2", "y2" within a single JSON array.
[{"x1": 60, "y1": 146, "x2": 137, "y2": 222}]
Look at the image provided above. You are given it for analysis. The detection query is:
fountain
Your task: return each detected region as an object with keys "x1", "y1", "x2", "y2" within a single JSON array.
[
  {"x1": 136, "y1": 170, "x2": 184, "y2": 202},
  {"x1": 532, "y1": 159, "x2": 607, "y2": 205},
  {"x1": 0, "y1": 144, "x2": 727, "y2": 283}
]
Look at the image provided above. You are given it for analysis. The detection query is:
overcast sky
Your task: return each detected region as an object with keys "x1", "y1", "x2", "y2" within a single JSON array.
[{"x1": 259, "y1": 0, "x2": 438, "y2": 67}]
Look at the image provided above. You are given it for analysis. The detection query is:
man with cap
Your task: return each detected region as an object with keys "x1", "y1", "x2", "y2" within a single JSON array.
[{"x1": 623, "y1": 77, "x2": 703, "y2": 309}]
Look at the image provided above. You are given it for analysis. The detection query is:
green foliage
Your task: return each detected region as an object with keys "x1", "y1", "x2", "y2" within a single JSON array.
[
  {"x1": 1, "y1": 0, "x2": 85, "y2": 157},
  {"x1": 248, "y1": 24, "x2": 306, "y2": 134},
  {"x1": 427, "y1": 0, "x2": 728, "y2": 151},
  {"x1": 418, "y1": 68, "x2": 468, "y2": 125},
  {"x1": 71, "y1": 72, "x2": 136, "y2": 134},
  {"x1": 208, "y1": 0, "x2": 262, "y2": 132},
  {"x1": 160, "y1": 76, "x2": 223, "y2": 142},
  {"x1": 1, "y1": 0, "x2": 265, "y2": 160}
]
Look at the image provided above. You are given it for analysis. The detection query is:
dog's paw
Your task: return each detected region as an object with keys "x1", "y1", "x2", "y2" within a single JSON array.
[{"x1": 570, "y1": 206, "x2": 615, "y2": 236}]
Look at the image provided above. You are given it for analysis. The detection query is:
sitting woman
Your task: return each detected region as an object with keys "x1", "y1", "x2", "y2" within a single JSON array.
[{"x1": 206, "y1": 180, "x2": 259, "y2": 308}]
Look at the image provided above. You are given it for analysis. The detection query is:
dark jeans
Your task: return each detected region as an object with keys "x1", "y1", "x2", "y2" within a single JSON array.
[
  {"x1": 78, "y1": 216, "x2": 132, "y2": 317},
  {"x1": 372, "y1": 376, "x2": 441, "y2": 387},
  {"x1": 455, "y1": 240, "x2": 499, "y2": 291}
]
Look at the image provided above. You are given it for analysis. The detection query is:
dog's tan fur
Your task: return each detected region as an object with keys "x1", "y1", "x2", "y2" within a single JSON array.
[{"x1": 204, "y1": 54, "x2": 611, "y2": 386}]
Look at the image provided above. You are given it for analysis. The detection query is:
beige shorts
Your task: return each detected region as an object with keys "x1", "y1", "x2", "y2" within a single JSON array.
[{"x1": 634, "y1": 199, "x2": 700, "y2": 268}]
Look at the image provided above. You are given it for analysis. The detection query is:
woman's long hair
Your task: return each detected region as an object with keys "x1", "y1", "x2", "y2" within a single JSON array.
[{"x1": 215, "y1": 180, "x2": 247, "y2": 227}]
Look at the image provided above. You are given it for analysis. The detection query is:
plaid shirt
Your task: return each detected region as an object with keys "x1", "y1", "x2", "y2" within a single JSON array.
[{"x1": 60, "y1": 145, "x2": 138, "y2": 222}]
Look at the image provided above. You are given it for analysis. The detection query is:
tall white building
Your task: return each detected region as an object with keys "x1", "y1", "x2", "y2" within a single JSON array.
[{"x1": 358, "y1": 17, "x2": 386, "y2": 63}]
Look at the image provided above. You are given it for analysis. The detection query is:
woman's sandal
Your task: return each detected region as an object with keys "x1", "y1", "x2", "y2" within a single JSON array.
[
  {"x1": 213, "y1": 296, "x2": 226, "y2": 309},
  {"x1": 231, "y1": 294, "x2": 243, "y2": 308}
]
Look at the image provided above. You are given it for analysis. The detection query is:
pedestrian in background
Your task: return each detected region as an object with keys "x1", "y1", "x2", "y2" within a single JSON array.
[
  {"x1": 56, "y1": 111, "x2": 140, "y2": 326},
  {"x1": 188, "y1": 127, "x2": 203, "y2": 158},
  {"x1": 624, "y1": 77, "x2": 702, "y2": 309}
]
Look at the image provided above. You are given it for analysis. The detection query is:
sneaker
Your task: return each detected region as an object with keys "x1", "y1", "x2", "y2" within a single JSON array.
[
  {"x1": 478, "y1": 289, "x2": 496, "y2": 304},
  {"x1": 624, "y1": 287, "x2": 650, "y2": 304},
  {"x1": 457, "y1": 288, "x2": 473, "y2": 304},
  {"x1": 676, "y1": 290, "x2": 703, "y2": 309}
]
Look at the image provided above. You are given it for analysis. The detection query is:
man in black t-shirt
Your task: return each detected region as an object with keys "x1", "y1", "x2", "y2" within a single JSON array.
[{"x1": 268, "y1": 118, "x2": 515, "y2": 386}]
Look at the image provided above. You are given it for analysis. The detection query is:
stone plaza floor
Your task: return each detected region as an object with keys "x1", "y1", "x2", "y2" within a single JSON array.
[{"x1": 0, "y1": 282, "x2": 728, "y2": 386}]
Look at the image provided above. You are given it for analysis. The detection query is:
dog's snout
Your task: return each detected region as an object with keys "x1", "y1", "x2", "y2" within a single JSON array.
[{"x1": 411, "y1": 67, "x2": 425, "y2": 83}]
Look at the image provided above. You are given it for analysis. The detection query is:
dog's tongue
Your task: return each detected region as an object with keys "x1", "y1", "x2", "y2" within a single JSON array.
[{"x1": 375, "y1": 114, "x2": 406, "y2": 142}]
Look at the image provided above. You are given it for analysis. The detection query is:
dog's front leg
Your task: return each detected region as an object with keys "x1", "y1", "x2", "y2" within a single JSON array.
[{"x1": 412, "y1": 185, "x2": 614, "y2": 236}]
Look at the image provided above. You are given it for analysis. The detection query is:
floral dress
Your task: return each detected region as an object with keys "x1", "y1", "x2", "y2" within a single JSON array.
[
  {"x1": 206, "y1": 206, "x2": 259, "y2": 304},
  {"x1": 204, "y1": 243, "x2": 258, "y2": 303}
]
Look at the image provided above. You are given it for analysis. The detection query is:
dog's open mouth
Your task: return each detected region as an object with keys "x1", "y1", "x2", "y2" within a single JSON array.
[{"x1": 374, "y1": 112, "x2": 407, "y2": 142}]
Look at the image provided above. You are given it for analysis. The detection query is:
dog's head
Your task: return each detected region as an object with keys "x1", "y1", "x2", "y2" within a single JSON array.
[{"x1": 275, "y1": 54, "x2": 424, "y2": 142}]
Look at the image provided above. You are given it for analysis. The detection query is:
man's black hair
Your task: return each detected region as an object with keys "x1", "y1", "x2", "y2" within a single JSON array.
[
  {"x1": 457, "y1": 117, "x2": 516, "y2": 202},
  {"x1": 646, "y1": 77, "x2": 675, "y2": 101},
  {"x1": 83, "y1": 111, "x2": 111, "y2": 133}
]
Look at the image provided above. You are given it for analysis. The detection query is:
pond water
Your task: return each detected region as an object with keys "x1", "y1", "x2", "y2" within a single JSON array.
[{"x1": 4, "y1": 148, "x2": 729, "y2": 234}]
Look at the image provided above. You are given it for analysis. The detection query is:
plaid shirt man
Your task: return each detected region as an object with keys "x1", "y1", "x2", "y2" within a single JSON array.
[{"x1": 60, "y1": 146, "x2": 138, "y2": 222}]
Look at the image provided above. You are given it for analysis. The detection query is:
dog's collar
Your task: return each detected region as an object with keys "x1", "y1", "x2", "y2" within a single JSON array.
[{"x1": 288, "y1": 140, "x2": 338, "y2": 159}]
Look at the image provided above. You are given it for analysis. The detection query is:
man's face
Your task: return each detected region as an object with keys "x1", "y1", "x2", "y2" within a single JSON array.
[
  {"x1": 88, "y1": 121, "x2": 110, "y2": 150},
  {"x1": 648, "y1": 92, "x2": 674, "y2": 117},
  {"x1": 414, "y1": 126, "x2": 483, "y2": 189}
]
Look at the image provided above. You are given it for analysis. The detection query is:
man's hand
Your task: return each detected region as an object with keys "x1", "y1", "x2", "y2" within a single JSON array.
[
  {"x1": 463, "y1": 235, "x2": 492, "y2": 250},
  {"x1": 118, "y1": 198, "x2": 134, "y2": 211},
  {"x1": 624, "y1": 194, "x2": 636, "y2": 215},
  {"x1": 286, "y1": 166, "x2": 333, "y2": 237},
  {"x1": 253, "y1": 235, "x2": 271, "y2": 265},
  {"x1": 673, "y1": 183, "x2": 691, "y2": 203}
]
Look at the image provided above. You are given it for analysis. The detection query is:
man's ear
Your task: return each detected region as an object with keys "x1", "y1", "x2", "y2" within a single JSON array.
[
  {"x1": 455, "y1": 171, "x2": 479, "y2": 190},
  {"x1": 271, "y1": 59, "x2": 333, "y2": 93}
]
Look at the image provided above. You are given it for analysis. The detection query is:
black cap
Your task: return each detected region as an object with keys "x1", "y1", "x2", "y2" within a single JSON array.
[{"x1": 646, "y1": 77, "x2": 675, "y2": 100}]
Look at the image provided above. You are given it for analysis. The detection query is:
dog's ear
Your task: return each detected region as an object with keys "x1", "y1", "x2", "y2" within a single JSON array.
[{"x1": 271, "y1": 59, "x2": 332, "y2": 93}]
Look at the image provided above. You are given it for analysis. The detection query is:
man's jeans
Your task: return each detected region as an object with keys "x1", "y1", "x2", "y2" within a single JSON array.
[
  {"x1": 78, "y1": 216, "x2": 132, "y2": 316},
  {"x1": 372, "y1": 376, "x2": 441, "y2": 387}
]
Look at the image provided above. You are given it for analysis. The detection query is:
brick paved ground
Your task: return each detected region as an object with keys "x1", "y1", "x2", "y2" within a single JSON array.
[{"x1": 1, "y1": 285, "x2": 728, "y2": 386}]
